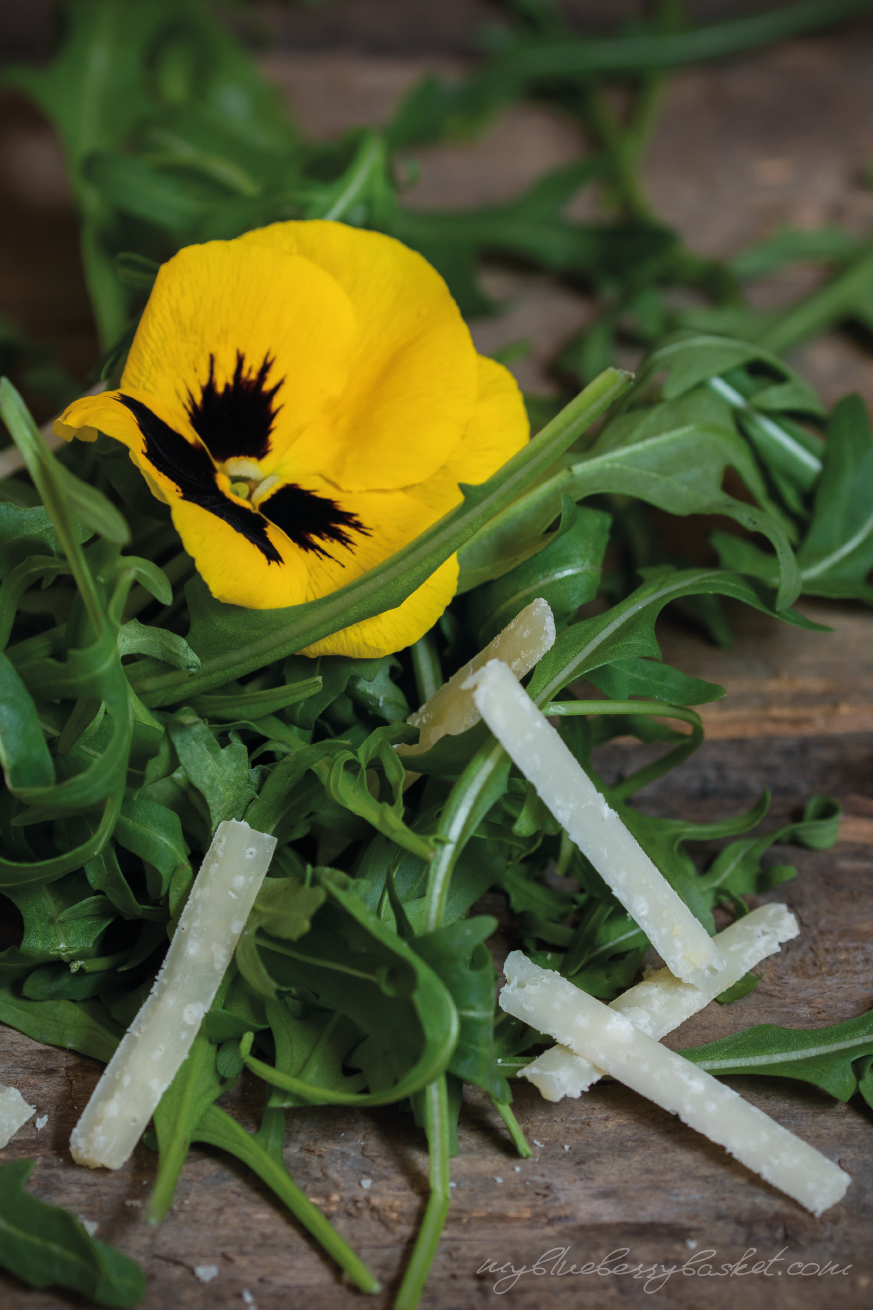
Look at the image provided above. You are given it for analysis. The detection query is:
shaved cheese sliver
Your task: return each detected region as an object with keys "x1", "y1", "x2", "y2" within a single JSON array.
[
  {"x1": 467, "y1": 659, "x2": 724, "y2": 985},
  {"x1": 70, "y1": 820, "x2": 276, "y2": 1170},
  {"x1": 500, "y1": 952, "x2": 850, "y2": 1217},
  {"x1": 0, "y1": 1085, "x2": 35, "y2": 1147},
  {"x1": 524, "y1": 902, "x2": 799, "y2": 1101},
  {"x1": 398, "y1": 598, "x2": 555, "y2": 756}
]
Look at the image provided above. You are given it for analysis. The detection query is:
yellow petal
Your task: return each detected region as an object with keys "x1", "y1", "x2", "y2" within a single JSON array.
[
  {"x1": 121, "y1": 240, "x2": 356, "y2": 465},
  {"x1": 444, "y1": 355, "x2": 529, "y2": 484},
  {"x1": 238, "y1": 221, "x2": 479, "y2": 490},
  {"x1": 300, "y1": 555, "x2": 460, "y2": 659},
  {"x1": 171, "y1": 498, "x2": 310, "y2": 610},
  {"x1": 398, "y1": 354, "x2": 530, "y2": 519}
]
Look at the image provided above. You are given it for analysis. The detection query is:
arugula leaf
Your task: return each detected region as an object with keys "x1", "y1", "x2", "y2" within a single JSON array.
[
  {"x1": 468, "y1": 506, "x2": 610, "y2": 645},
  {"x1": 167, "y1": 707, "x2": 257, "y2": 832},
  {"x1": 586, "y1": 655, "x2": 724, "y2": 705},
  {"x1": 529, "y1": 565, "x2": 822, "y2": 706},
  {"x1": 0, "y1": 987, "x2": 122, "y2": 1064},
  {"x1": 714, "y1": 394, "x2": 873, "y2": 602},
  {"x1": 680, "y1": 1010, "x2": 873, "y2": 1102},
  {"x1": 0, "y1": 1159, "x2": 145, "y2": 1307},
  {"x1": 238, "y1": 869, "x2": 459, "y2": 1106},
  {"x1": 413, "y1": 916, "x2": 507, "y2": 1100}
]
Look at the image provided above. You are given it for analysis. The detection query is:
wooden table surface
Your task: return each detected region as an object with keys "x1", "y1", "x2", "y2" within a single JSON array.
[{"x1": 1, "y1": 7, "x2": 873, "y2": 1308}]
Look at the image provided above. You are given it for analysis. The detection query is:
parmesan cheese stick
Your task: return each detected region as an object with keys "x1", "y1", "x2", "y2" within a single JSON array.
[
  {"x1": 70, "y1": 820, "x2": 276, "y2": 1170},
  {"x1": 0, "y1": 1085, "x2": 35, "y2": 1148},
  {"x1": 524, "y1": 903, "x2": 799, "y2": 1101},
  {"x1": 500, "y1": 951, "x2": 850, "y2": 1217},
  {"x1": 398, "y1": 597, "x2": 555, "y2": 756},
  {"x1": 466, "y1": 659, "x2": 724, "y2": 985}
]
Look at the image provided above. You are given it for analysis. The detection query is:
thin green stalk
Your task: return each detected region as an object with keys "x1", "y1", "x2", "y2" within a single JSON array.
[
  {"x1": 317, "y1": 131, "x2": 384, "y2": 222},
  {"x1": 759, "y1": 245, "x2": 873, "y2": 353},
  {"x1": 411, "y1": 631, "x2": 442, "y2": 707},
  {"x1": 583, "y1": 82, "x2": 655, "y2": 221},
  {"x1": 492, "y1": 1098, "x2": 532, "y2": 1158},
  {"x1": 394, "y1": 1077, "x2": 451, "y2": 1310},
  {"x1": 425, "y1": 737, "x2": 508, "y2": 932},
  {"x1": 194, "y1": 1105, "x2": 381, "y2": 1295},
  {"x1": 497, "y1": 0, "x2": 873, "y2": 81}
]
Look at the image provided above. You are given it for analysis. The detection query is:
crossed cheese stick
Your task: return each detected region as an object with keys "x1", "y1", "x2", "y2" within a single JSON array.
[{"x1": 466, "y1": 658, "x2": 850, "y2": 1219}]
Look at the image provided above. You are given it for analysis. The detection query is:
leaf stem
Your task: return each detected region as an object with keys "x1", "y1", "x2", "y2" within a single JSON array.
[
  {"x1": 492, "y1": 1098, "x2": 533, "y2": 1158},
  {"x1": 394, "y1": 1077, "x2": 451, "y2": 1310},
  {"x1": 194, "y1": 1105, "x2": 380, "y2": 1295},
  {"x1": 411, "y1": 631, "x2": 443, "y2": 707}
]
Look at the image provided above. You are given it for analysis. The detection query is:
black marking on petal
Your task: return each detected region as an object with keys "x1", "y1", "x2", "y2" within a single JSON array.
[
  {"x1": 118, "y1": 395, "x2": 282, "y2": 564},
  {"x1": 185, "y1": 351, "x2": 282, "y2": 464},
  {"x1": 259, "y1": 482, "x2": 367, "y2": 561}
]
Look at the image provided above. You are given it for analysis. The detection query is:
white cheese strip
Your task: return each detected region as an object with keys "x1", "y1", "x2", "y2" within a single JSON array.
[
  {"x1": 0, "y1": 1085, "x2": 35, "y2": 1147},
  {"x1": 500, "y1": 951, "x2": 850, "y2": 1217},
  {"x1": 70, "y1": 820, "x2": 276, "y2": 1170},
  {"x1": 466, "y1": 659, "x2": 724, "y2": 985},
  {"x1": 398, "y1": 597, "x2": 555, "y2": 756},
  {"x1": 524, "y1": 903, "x2": 799, "y2": 1101}
]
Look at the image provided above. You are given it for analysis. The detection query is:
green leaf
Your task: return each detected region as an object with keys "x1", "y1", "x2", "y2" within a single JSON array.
[
  {"x1": 715, "y1": 972, "x2": 760, "y2": 1004},
  {"x1": 586, "y1": 655, "x2": 724, "y2": 705},
  {"x1": 167, "y1": 708, "x2": 257, "y2": 831},
  {"x1": 0, "y1": 652, "x2": 54, "y2": 789},
  {"x1": 188, "y1": 676, "x2": 321, "y2": 721},
  {"x1": 118, "y1": 619, "x2": 199, "y2": 670},
  {"x1": 797, "y1": 395, "x2": 873, "y2": 596},
  {"x1": 263, "y1": 999, "x2": 366, "y2": 1107},
  {"x1": 698, "y1": 795, "x2": 840, "y2": 903},
  {"x1": 0, "y1": 987, "x2": 122, "y2": 1064},
  {"x1": 236, "y1": 878, "x2": 327, "y2": 999},
  {"x1": 413, "y1": 917, "x2": 507, "y2": 1100},
  {"x1": 6, "y1": 871, "x2": 116, "y2": 963},
  {"x1": 730, "y1": 225, "x2": 865, "y2": 281},
  {"x1": 239, "y1": 869, "x2": 459, "y2": 1106},
  {"x1": 0, "y1": 380, "x2": 129, "y2": 548},
  {"x1": 469, "y1": 506, "x2": 610, "y2": 645},
  {"x1": 680, "y1": 1010, "x2": 873, "y2": 1102},
  {"x1": 114, "y1": 794, "x2": 191, "y2": 897},
  {"x1": 528, "y1": 565, "x2": 821, "y2": 707},
  {"x1": 0, "y1": 1159, "x2": 145, "y2": 1306},
  {"x1": 0, "y1": 503, "x2": 64, "y2": 578}
]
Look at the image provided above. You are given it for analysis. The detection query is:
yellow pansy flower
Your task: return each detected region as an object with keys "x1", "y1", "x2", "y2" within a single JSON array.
[{"x1": 55, "y1": 221, "x2": 528, "y2": 658}]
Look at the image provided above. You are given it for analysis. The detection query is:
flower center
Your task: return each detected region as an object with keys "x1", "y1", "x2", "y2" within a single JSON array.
[{"x1": 223, "y1": 458, "x2": 280, "y2": 507}]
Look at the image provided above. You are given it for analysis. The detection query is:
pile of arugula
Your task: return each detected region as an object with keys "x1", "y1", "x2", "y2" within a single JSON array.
[{"x1": 0, "y1": 2, "x2": 872, "y2": 1307}]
